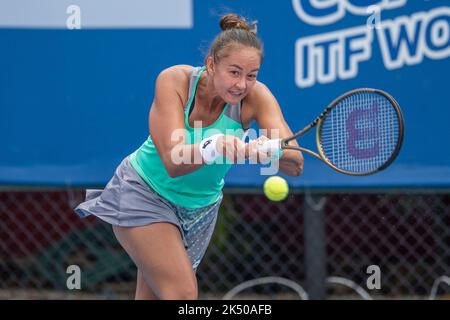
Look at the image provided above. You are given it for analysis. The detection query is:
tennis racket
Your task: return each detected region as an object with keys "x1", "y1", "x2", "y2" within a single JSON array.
[{"x1": 260, "y1": 88, "x2": 404, "y2": 176}]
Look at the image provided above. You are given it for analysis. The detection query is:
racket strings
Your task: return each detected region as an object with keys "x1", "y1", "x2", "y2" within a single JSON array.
[{"x1": 320, "y1": 91, "x2": 401, "y2": 174}]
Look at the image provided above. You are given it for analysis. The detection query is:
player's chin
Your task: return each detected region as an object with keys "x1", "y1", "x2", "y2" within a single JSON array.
[{"x1": 225, "y1": 91, "x2": 246, "y2": 104}]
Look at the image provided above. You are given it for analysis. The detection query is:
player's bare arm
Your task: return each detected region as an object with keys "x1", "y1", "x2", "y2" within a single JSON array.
[
  {"x1": 246, "y1": 81, "x2": 303, "y2": 176},
  {"x1": 149, "y1": 65, "x2": 208, "y2": 177}
]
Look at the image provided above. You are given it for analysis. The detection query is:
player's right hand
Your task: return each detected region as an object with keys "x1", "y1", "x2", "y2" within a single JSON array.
[{"x1": 216, "y1": 135, "x2": 246, "y2": 163}]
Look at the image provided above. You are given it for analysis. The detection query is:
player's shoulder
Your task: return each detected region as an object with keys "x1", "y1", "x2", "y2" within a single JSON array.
[
  {"x1": 154, "y1": 65, "x2": 197, "y2": 106},
  {"x1": 156, "y1": 64, "x2": 195, "y2": 85},
  {"x1": 245, "y1": 80, "x2": 275, "y2": 106},
  {"x1": 242, "y1": 80, "x2": 279, "y2": 121}
]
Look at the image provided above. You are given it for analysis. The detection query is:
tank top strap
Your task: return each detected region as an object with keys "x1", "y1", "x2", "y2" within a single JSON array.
[
  {"x1": 184, "y1": 66, "x2": 206, "y2": 116},
  {"x1": 224, "y1": 101, "x2": 243, "y2": 126}
]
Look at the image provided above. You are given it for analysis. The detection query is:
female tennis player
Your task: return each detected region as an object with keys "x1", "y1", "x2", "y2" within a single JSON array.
[{"x1": 75, "y1": 13, "x2": 303, "y2": 300}]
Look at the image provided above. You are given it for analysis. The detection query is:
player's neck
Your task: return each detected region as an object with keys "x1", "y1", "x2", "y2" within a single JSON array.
[{"x1": 197, "y1": 72, "x2": 226, "y2": 114}]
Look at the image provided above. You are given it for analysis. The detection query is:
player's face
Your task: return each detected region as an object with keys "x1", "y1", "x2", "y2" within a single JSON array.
[{"x1": 208, "y1": 45, "x2": 261, "y2": 105}]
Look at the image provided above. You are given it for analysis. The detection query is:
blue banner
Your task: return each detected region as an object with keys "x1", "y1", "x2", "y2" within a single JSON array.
[{"x1": 1, "y1": 0, "x2": 449, "y2": 189}]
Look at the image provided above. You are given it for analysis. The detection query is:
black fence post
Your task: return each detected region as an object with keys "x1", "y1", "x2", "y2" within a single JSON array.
[{"x1": 304, "y1": 192, "x2": 327, "y2": 300}]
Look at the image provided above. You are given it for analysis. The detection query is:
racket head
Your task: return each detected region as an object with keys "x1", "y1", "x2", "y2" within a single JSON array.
[{"x1": 316, "y1": 88, "x2": 404, "y2": 176}]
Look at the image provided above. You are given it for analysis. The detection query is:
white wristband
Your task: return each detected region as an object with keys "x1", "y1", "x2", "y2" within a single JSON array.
[
  {"x1": 257, "y1": 138, "x2": 283, "y2": 161},
  {"x1": 257, "y1": 139, "x2": 281, "y2": 154},
  {"x1": 199, "y1": 134, "x2": 224, "y2": 164}
]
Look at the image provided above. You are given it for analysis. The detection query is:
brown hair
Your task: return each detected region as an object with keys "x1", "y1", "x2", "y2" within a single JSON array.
[{"x1": 207, "y1": 13, "x2": 263, "y2": 64}]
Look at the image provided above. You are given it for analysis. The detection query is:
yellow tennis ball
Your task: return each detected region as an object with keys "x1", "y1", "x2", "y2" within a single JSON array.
[{"x1": 263, "y1": 176, "x2": 289, "y2": 201}]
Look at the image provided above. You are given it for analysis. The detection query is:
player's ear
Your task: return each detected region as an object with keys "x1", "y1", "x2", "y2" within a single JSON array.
[{"x1": 206, "y1": 56, "x2": 215, "y2": 75}]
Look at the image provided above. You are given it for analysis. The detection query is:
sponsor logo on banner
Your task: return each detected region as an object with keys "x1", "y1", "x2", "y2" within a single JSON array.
[{"x1": 293, "y1": 0, "x2": 450, "y2": 87}]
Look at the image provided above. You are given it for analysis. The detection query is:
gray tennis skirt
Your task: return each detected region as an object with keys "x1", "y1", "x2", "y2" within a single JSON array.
[{"x1": 74, "y1": 155, "x2": 222, "y2": 269}]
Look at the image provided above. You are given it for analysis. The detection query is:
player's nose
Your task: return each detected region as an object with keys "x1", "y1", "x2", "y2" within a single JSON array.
[{"x1": 235, "y1": 77, "x2": 247, "y2": 91}]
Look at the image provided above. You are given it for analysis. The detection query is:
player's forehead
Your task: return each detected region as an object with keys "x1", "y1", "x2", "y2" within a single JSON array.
[{"x1": 220, "y1": 44, "x2": 261, "y2": 71}]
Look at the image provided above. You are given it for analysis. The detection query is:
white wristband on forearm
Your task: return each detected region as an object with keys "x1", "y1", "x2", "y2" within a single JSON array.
[
  {"x1": 258, "y1": 139, "x2": 281, "y2": 153},
  {"x1": 199, "y1": 134, "x2": 224, "y2": 164},
  {"x1": 258, "y1": 138, "x2": 283, "y2": 160}
]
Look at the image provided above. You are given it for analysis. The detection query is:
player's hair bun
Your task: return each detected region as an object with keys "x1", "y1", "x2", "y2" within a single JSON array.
[{"x1": 219, "y1": 13, "x2": 257, "y2": 34}]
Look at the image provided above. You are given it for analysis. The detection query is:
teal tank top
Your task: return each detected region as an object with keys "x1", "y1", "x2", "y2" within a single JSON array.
[{"x1": 130, "y1": 66, "x2": 247, "y2": 208}]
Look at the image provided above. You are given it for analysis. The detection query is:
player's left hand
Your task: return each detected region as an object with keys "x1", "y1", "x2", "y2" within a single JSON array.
[{"x1": 246, "y1": 136, "x2": 273, "y2": 164}]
